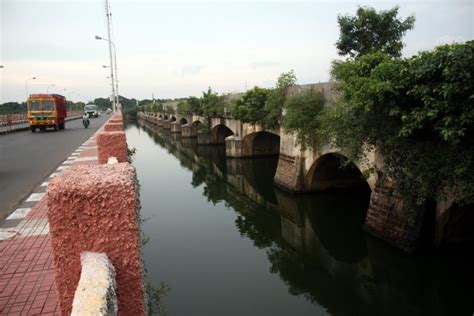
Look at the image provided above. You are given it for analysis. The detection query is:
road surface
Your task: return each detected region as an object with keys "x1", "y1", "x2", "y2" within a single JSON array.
[{"x1": 0, "y1": 115, "x2": 108, "y2": 220}]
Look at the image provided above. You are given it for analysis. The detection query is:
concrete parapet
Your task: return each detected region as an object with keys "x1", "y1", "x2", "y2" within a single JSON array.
[
  {"x1": 97, "y1": 131, "x2": 128, "y2": 164},
  {"x1": 71, "y1": 252, "x2": 117, "y2": 316},
  {"x1": 104, "y1": 122, "x2": 124, "y2": 132},
  {"x1": 47, "y1": 163, "x2": 145, "y2": 316}
]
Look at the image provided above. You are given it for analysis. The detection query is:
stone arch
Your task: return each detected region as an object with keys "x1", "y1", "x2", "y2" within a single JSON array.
[
  {"x1": 191, "y1": 120, "x2": 202, "y2": 127},
  {"x1": 158, "y1": 114, "x2": 163, "y2": 119},
  {"x1": 306, "y1": 153, "x2": 369, "y2": 192},
  {"x1": 210, "y1": 124, "x2": 234, "y2": 144},
  {"x1": 241, "y1": 131, "x2": 280, "y2": 157},
  {"x1": 164, "y1": 115, "x2": 168, "y2": 120},
  {"x1": 180, "y1": 117, "x2": 188, "y2": 125},
  {"x1": 170, "y1": 116, "x2": 176, "y2": 122}
]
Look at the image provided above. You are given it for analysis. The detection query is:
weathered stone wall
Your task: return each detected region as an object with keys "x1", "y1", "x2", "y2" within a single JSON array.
[{"x1": 364, "y1": 177, "x2": 424, "y2": 252}]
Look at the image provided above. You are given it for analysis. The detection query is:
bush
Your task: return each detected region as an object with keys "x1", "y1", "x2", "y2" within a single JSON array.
[
  {"x1": 282, "y1": 90, "x2": 325, "y2": 146},
  {"x1": 231, "y1": 87, "x2": 270, "y2": 123},
  {"x1": 320, "y1": 41, "x2": 474, "y2": 209}
]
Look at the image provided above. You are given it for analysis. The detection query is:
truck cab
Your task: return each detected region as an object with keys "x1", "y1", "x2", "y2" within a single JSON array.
[
  {"x1": 84, "y1": 104, "x2": 100, "y2": 118},
  {"x1": 28, "y1": 94, "x2": 67, "y2": 132}
]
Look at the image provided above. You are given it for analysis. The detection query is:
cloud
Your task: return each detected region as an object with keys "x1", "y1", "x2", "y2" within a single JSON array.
[{"x1": 249, "y1": 61, "x2": 280, "y2": 70}]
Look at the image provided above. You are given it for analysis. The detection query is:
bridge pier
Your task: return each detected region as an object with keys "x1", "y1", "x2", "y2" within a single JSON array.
[
  {"x1": 182, "y1": 124, "x2": 197, "y2": 138},
  {"x1": 156, "y1": 118, "x2": 163, "y2": 127},
  {"x1": 225, "y1": 136, "x2": 243, "y2": 157},
  {"x1": 162, "y1": 120, "x2": 171, "y2": 129},
  {"x1": 197, "y1": 131, "x2": 212, "y2": 145},
  {"x1": 171, "y1": 122, "x2": 181, "y2": 133}
]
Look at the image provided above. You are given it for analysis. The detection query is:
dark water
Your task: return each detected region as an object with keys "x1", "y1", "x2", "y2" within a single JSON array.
[{"x1": 125, "y1": 120, "x2": 474, "y2": 316}]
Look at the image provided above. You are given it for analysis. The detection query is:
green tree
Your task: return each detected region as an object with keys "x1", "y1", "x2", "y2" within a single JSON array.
[
  {"x1": 232, "y1": 86, "x2": 270, "y2": 123},
  {"x1": 262, "y1": 70, "x2": 297, "y2": 129},
  {"x1": 177, "y1": 101, "x2": 191, "y2": 115},
  {"x1": 321, "y1": 41, "x2": 474, "y2": 210},
  {"x1": 282, "y1": 90, "x2": 325, "y2": 147},
  {"x1": 336, "y1": 6, "x2": 415, "y2": 58},
  {"x1": 201, "y1": 87, "x2": 225, "y2": 117},
  {"x1": 188, "y1": 96, "x2": 203, "y2": 115}
]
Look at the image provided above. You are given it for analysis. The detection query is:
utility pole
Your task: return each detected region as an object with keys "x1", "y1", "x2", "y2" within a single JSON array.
[{"x1": 105, "y1": 0, "x2": 116, "y2": 113}]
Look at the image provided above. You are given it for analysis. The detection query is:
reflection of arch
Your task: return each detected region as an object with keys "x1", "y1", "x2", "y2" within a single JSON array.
[
  {"x1": 180, "y1": 118, "x2": 188, "y2": 125},
  {"x1": 170, "y1": 116, "x2": 176, "y2": 122},
  {"x1": 242, "y1": 131, "x2": 280, "y2": 157},
  {"x1": 210, "y1": 124, "x2": 234, "y2": 144},
  {"x1": 307, "y1": 153, "x2": 368, "y2": 191}
]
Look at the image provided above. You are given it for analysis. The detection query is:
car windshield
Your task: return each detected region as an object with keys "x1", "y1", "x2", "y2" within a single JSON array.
[{"x1": 85, "y1": 105, "x2": 97, "y2": 111}]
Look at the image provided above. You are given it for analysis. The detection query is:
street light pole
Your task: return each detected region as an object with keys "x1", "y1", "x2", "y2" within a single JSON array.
[
  {"x1": 25, "y1": 77, "x2": 36, "y2": 98},
  {"x1": 96, "y1": 35, "x2": 119, "y2": 112}
]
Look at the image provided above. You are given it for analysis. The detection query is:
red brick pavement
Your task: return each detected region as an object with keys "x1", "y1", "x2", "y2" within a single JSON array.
[{"x1": 0, "y1": 136, "x2": 100, "y2": 315}]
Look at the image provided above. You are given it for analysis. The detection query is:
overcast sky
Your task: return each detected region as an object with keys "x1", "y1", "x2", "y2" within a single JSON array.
[{"x1": 0, "y1": 0, "x2": 472, "y2": 103}]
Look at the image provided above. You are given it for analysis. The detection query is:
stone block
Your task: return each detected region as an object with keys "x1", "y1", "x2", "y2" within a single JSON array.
[
  {"x1": 104, "y1": 123, "x2": 124, "y2": 132},
  {"x1": 97, "y1": 131, "x2": 128, "y2": 164},
  {"x1": 47, "y1": 164, "x2": 145, "y2": 316}
]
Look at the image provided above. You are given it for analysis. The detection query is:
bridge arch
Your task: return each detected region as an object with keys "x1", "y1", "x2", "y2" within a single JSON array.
[
  {"x1": 210, "y1": 124, "x2": 234, "y2": 144},
  {"x1": 163, "y1": 115, "x2": 168, "y2": 120},
  {"x1": 180, "y1": 118, "x2": 188, "y2": 125},
  {"x1": 242, "y1": 131, "x2": 280, "y2": 157},
  {"x1": 306, "y1": 153, "x2": 369, "y2": 192},
  {"x1": 170, "y1": 116, "x2": 176, "y2": 122},
  {"x1": 158, "y1": 114, "x2": 163, "y2": 119}
]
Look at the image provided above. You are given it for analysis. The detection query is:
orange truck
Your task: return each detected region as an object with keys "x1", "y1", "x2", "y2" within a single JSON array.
[{"x1": 27, "y1": 94, "x2": 67, "y2": 132}]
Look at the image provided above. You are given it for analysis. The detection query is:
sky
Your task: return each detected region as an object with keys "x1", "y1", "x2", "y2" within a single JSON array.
[{"x1": 0, "y1": 0, "x2": 472, "y2": 103}]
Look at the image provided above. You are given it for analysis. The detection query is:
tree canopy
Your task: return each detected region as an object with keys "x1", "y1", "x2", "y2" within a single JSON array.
[
  {"x1": 231, "y1": 87, "x2": 270, "y2": 123},
  {"x1": 320, "y1": 41, "x2": 474, "y2": 210},
  {"x1": 336, "y1": 6, "x2": 415, "y2": 58}
]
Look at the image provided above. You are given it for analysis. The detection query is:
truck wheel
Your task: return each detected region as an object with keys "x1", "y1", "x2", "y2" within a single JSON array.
[
  {"x1": 31, "y1": 126, "x2": 36, "y2": 133},
  {"x1": 53, "y1": 123, "x2": 58, "y2": 131}
]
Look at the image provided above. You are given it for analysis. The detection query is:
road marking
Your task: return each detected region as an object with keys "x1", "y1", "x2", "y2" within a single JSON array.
[
  {"x1": 71, "y1": 152, "x2": 80, "y2": 156},
  {"x1": 56, "y1": 165, "x2": 70, "y2": 171},
  {"x1": 0, "y1": 220, "x2": 49, "y2": 240},
  {"x1": 41, "y1": 181, "x2": 49, "y2": 187},
  {"x1": 26, "y1": 193, "x2": 45, "y2": 202},
  {"x1": 74, "y1": 156, "x2": 98, "y2": 162},
  {"x1": 49, "y1": 172, "x2": 60, "y2": 178},
  {"x1": 6, "y1": 208, "x2": 32, "y2": 220},
  {"x1": 63, "y1": 160, "x2": 73, "y2": 164}
]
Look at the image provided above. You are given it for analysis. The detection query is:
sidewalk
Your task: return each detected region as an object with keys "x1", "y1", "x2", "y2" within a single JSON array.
[{"x1": 0, "y1": 134, "x2": 100, "y2": 314}]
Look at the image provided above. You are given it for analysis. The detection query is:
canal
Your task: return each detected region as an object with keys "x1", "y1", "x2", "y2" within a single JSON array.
[{"x1": 125, "y1": 120, "x2": 474, "y2": 316}]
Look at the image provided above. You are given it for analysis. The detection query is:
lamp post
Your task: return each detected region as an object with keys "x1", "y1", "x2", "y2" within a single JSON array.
[
  {"x1": 47, "y1": 84, "x2": 55, "y2": 94},
  {"x1": 25, "y1": 77, "x2": 36, "y2": 98},
  {"x1": 95, "y1": 35, "x2": 119, "y2": 112}
]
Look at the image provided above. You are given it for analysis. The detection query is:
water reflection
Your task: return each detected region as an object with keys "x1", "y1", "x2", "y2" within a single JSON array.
[{"x1": 133, "y1": 120, "x2": 474, "y2": 316}]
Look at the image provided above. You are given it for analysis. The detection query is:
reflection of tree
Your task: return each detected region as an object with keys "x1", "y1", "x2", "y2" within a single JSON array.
[{"x1": 136, "y1": 118, "x2": 474, "y2": 316}]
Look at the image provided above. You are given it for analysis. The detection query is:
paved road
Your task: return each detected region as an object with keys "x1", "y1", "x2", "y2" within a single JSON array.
[{"x1": 0, "y1": 115, "x2": 108, "y2": 220}]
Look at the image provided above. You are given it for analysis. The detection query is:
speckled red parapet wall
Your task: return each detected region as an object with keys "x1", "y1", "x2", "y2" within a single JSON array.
[
  {"x1": 104, "y1": 122, "x2": 125, "y2": 132},
  {"x1": 47, "y1": 163, "x2": 145, "y2": 316},
  {"x1": 96, "y1": 131, "x2": 128, "y2": 164}
]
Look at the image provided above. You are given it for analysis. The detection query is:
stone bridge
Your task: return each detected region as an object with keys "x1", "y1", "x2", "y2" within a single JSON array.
[{"x1": 138, "y1": 82, "x2": 469, "y2": 252}]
